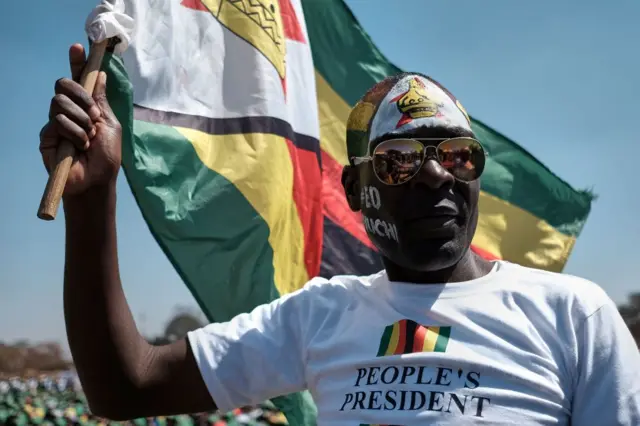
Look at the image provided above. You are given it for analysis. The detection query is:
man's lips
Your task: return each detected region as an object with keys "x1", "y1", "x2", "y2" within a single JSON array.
[
  {"x1": 404, "y1": 204, "x2": 460, "y2": 222},
  {"x1": 405, "y1": 214, "x2": 458, "y2": 229},
  {"x1": 402, "y1": 201, "x2": 461, "y2": 232}
]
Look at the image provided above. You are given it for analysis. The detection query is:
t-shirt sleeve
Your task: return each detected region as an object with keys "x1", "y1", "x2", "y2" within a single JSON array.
[
  {"x1": 571, "y1": 301, "x2": 640, "y2": 425},
  {"x1": 186, "y1": 290, "x2": 309, "y2": 412}
]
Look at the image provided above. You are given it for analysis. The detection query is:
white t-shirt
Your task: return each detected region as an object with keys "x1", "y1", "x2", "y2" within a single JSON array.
[{"x1": 187, "y1": 260, "x2": 640, "y2": 425}]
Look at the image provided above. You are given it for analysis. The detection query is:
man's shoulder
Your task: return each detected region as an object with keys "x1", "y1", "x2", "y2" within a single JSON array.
[
  {"x1": 502, "y1": 261, "x2": 612, "y2": 318},
  {"x1": 301, "y1": 271, "x2": 382, "y2": 299},
  {"x1": 281, "y1": 271, "x2": 384, "y2": 314},
  {"x1": 304, "y1": 271, "x2": 382, "y2": 291}
]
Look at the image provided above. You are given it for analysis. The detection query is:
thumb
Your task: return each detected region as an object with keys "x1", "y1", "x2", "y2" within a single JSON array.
[{"x1": 92, "y1": 71, "x2": 117, "y2": 124}]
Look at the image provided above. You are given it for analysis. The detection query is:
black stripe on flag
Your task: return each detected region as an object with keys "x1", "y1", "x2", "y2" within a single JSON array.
[{"x1": 133, "y1": 105, "x2": 322, "y2": 167}]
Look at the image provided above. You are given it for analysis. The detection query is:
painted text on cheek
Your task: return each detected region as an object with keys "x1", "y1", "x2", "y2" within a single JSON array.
[
  {"x1": 361, "y1": 186, "x2": 381, "y2": 210},
  {"x1": 364, "y1": 216, "x2": 398, "y2": 242}
]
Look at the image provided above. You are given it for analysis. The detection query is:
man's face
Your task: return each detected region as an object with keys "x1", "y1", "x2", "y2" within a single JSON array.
[{"x1": 351, "y1": 126, "x2": 481, "y2": 272}]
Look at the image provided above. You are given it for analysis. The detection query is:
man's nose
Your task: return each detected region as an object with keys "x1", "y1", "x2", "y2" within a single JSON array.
[{"x1": 410, "y1": 157, "x2": 455, "y2": 190}]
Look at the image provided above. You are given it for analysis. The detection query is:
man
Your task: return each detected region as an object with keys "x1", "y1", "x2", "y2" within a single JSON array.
[{"x1": 40, "y1": 43, "x2": 640, "y2": 425}]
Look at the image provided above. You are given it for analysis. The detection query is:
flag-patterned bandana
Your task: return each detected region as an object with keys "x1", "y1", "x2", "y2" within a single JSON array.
[{"x1": 346, "y1": 73, "x2": 471, "y2": 159}]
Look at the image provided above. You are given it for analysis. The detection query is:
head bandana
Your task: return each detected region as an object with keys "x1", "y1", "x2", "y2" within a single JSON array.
[{"x1": 346, "y1": 73, "x2": 472, "y2": 160}]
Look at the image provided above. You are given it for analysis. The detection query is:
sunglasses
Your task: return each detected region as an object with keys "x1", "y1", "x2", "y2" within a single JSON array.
[{"x1": 351, "y1": 137, "x2": 487, "y2": 186}]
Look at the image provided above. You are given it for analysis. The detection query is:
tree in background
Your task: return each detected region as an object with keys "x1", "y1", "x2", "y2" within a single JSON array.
[
  {"x1": 164, "y1": 311, "x2": 204, "y2": 342},
  {"x1": 147, "y1": 306, "x2": 205, "y2": 346},
  {"x1": 0, "y1": 341, "x2": 70, "y2": 377}
]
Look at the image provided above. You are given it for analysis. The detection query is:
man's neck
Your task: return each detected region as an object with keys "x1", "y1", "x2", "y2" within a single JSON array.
[{"x1": 383, "y1": 250, "x2": 494, "y2": 284}]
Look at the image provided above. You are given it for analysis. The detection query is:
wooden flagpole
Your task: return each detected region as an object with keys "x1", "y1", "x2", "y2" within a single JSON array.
[{"x1": 37, "y1": 38, "x2": 118, "y2": 221}]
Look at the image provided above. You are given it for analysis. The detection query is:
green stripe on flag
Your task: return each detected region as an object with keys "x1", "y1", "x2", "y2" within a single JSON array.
[
  {"x1": 434, "y1": 327, "x2": 451, "y2": 353},
  {"x1": 303, "y1": 0, "x2": 401, "y2": 107},
  {"x1": 376, "y1": 325, "x2": 394, "y2": 357},
  {"x1": 470, "y1": 120, "x2": 594, "y2": 236}
]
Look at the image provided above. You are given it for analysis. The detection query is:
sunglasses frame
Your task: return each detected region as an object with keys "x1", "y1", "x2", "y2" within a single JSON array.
[{"x1": 351, "y1": 137, "x2": 487, "y2": 186}]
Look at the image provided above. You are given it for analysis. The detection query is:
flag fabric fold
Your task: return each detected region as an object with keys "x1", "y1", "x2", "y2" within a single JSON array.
[{"x1": 98, "y1": 0, "x2": 594, "y2": 424}]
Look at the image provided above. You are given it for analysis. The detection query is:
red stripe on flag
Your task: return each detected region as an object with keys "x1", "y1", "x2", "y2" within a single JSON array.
[
  {"x1": 286, "y1": 140, "x2": 323, "y2": 279},
  {"x1": 181, "y1": 0, "x2": 208, "y2": 11},
  {"x1": 393, "y1": 320, "x2": 407, "y2": 355},
  {"x1": 413, "y1": 325, "x2": 427, "y2": 353},
  {"x1": 278, "y1": 0, "x2": 306, "y2": 43},
  {"x1": 471, "y1": 245, "x2": 501, "y2": 261},
  {"x1": 182, "y1": 0, "x2": 306, "y2": 45},
  {"x1": 321, "y1": 151, "x2": 376, "y2": 250}
]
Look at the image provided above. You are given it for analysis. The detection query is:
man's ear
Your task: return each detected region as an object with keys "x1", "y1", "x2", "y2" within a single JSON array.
[{"x1": 342, "y1": 165, "x2": 361, "y2": 212}]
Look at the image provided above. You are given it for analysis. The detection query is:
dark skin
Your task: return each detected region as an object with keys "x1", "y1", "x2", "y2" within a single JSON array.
[
  {"x1": 342, "y1": 127, "x2": 494, "y2": 284},
  {"x1": 42, "y1": 44, "x2": 491, "y2": 420}
]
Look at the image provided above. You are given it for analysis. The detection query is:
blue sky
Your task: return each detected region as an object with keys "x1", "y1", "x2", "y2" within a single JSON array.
[{"x1": 1, "y1": 0, "x2": 638, "y2": 349}]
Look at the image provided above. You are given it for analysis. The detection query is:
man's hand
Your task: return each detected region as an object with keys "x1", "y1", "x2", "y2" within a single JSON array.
[{"x1": 39, "y1": 43, "x2": 122, "y2": 196}]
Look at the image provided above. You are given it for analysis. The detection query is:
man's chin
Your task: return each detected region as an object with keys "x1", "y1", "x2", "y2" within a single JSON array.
[{"x1": 384, "y1": 239, "x2": 467, "y2": 272}]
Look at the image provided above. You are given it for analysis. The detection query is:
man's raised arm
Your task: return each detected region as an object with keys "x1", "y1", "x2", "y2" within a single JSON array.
[{"x1": 41, "y1": 44, "x2": 215, "y2": 420}]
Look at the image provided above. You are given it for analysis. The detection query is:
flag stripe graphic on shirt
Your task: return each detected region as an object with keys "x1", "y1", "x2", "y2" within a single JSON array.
[{"x1": 377, "y1": 320, "x2": 451, "y2": 356}]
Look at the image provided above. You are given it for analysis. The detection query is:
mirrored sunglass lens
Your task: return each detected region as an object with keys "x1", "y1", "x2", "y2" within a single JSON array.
[
  {"x1": 438, "y1": 138, "x2": 485, "y2": 181},
  {"x1": 372, "y1": 139, "x2": 424, "y2": 185}
]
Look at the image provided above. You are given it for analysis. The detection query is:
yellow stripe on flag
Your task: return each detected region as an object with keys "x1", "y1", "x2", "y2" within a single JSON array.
[
  {"x1": 316, "y1": 71, "x2": 351, "y2": 165},
  {"x1": 385, "y1": 321, "x2": 400, "y2": 356},
  {"x1": 423, "y1": 326, "x2": 440, "y2": 352},
  {"x1": 176, "y1": 127, "x2": 309, "y2": 295},
  {"x1": 473, "y1": 192, "x2": 576, "y2": 272}
]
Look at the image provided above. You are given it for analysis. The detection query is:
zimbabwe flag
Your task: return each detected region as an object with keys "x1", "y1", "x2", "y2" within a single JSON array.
[
  {"x1": 97, "y1": 0, "x2": 593, "y2": 423},
  {"x1": 376, "y1": 321, "x2": 452, "y2": 357}
]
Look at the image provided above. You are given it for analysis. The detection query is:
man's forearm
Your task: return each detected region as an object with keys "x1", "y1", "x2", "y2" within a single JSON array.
[{"x1": 63, "y1": 183, "x2": 151, "y2": 410}]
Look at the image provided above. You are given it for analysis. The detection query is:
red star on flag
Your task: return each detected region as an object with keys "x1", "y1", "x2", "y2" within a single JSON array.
[{"x1": 181, "y1": 0, "x2": 306, "y2": 97}]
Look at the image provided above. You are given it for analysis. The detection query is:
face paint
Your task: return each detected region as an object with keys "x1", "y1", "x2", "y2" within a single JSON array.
[
  {"x1": 360, "y1": 185, "x2": 382, "y2": 210},
  {"x1": 363, "y1": 216, "x2": 398, "y2": 242}
]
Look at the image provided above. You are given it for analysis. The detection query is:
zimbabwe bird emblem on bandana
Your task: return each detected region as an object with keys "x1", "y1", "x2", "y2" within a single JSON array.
[{"x1": 391, "y1": 77, "x2": 445, "y2": 128}]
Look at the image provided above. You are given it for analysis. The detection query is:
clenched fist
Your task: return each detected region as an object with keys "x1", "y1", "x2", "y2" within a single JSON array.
[{"x1": 39, "y1": 43, "x2": 122, "y2": 197}]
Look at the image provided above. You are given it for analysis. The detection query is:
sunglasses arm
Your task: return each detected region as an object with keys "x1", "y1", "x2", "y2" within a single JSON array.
[{"x1": 351, "y1": 156, "x2": 372, "y2": 166}]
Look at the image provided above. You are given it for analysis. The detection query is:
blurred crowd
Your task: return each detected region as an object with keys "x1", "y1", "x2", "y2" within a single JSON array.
[{"x1": 0, "y1": 372, "x2": 287, "y2": 426}]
